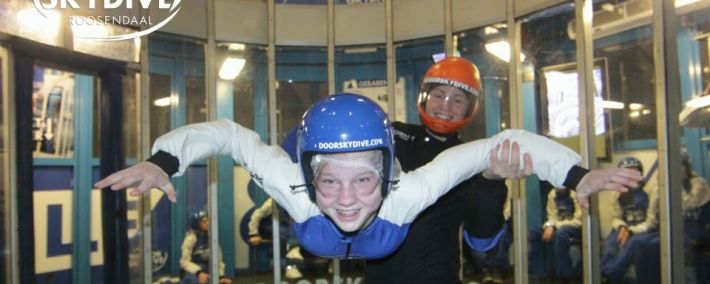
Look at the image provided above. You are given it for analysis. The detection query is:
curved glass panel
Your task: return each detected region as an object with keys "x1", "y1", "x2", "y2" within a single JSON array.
[
  {"x1": 394, "y1": 36, "x2": 444, "y2": 124},
  {"x1": 454, "y1": 24, "x2": 512, "y2": 283},
  {"x1": 226, "y1": 44, "x2": 273, "y2": 284},
  {"x1": 275, "y1": 45, "x2": 330, "y2": 281},
  {"x1": 1, "y1": 45, "x2": 9, "y2": 284},
  {"x1": 520, "y1": 2, "x2": 586, "y2": 283},
  {"x1": 31, "y1": 67, "x2": 76, "y2": 159},
  {"x1": 676, "y1": 1, "x2": 710, "y2": 283},
  {"x1": 592, "y1": 1, "x2": 660, "y2": 283}
]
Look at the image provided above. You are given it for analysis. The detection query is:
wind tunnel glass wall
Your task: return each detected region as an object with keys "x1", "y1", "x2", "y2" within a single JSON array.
[
  {"x1": 147, "y1": 36, "x2": 209, "y2": 281},
  {"x1": 591, "y1": 1, "x2": 662, "y2": 282},
  {"x1": 336, "y1": 44, "x2": 398, "y2": 120},
  {"x1": 676, "y1": 1, "x2": 710, "y2": 282},
  {"x1": 449, "y1": 23, "x2": 512, "y2": 283},
  {"x1": 275, "y1": 46, "x2": 328, "y2": 142},
  {"x1": 225, "y1": 44, "x2": 276, "y2": 284},
  {"x1": 32, "y1": 67, "x2": 76, "y2": 159},
  {"x1": 0, "y1": 46, "x2": 8, "y2": 284},
  {"x1": 275, "y1": 45, "x2": 330, "y2": 281},
  {"x1": 520, "y1": 3, "x2": 586, "y2": 283},
  {"x1": 394, "y1": 36, "x2": 444, "y2": 125},
  {"x1": 456, "y1": 25, "x2": 511, "y2": 141},
  {"x1": 31, "y1": 65, "x2": 103, "y2": 283}
]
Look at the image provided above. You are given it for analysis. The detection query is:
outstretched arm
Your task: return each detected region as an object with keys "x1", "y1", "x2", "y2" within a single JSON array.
[
  {"x1": 95, "y1": 120, "x2": 315, "y2": 222},
  {"x1": 388, "y1": 129, "x2": 642, "y2": 224}
]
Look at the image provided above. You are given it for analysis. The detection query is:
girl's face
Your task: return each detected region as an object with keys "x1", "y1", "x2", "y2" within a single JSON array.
[
  {"x1": 314, "y1": 151, "x2": 383, "y2": 232},
  {"x1": 424, "y1": 85, "x2": 471, "y2": 122},
  {"x1": 199, "y1": 217, "x2": 209, "y2": 232}
]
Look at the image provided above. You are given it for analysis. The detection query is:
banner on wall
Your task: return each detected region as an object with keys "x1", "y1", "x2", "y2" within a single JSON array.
[
  {"x1": 343, "y1": 78, "x2": 407, "y2": 122},
  {"x1": 33, "y1": 189, "x2": 104, "y2": 274}
]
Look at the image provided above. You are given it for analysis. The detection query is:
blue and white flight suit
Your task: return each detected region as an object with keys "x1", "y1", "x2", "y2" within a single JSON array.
[
  {"x1": 148, "y1": 119, "x2": 587, "y2": 260},
  {"x1": 528, "y1": 188, "x2": 582, "y2": 279},
  {"x1": 600, "y1": 185, "x2": 659, "y2": 283}
]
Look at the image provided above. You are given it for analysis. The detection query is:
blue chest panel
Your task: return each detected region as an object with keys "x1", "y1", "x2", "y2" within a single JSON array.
[
  {"x1": 191, "y1": 233, "x2": 211, "y2": 271},
  {"x1": 554, "y1": 192, "x2": 575, "y2": 220},
  {"x1": 618, "y1": 189, "x2": 649, "y2": 225},
  {"x1": 294, "y1": 216, "x2": 411, "y2": 259}
]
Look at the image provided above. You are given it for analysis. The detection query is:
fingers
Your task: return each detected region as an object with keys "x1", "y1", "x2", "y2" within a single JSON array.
[
  {"x1": 110, "y1": 175, "x2": 141, "y2": 191},
  {"x1": 605, "y1": 182, "x2": 630, "y2": 193},
  {"x1": 510, "y1": 141, "x2": 520, "y2": 170},
  {"x1": 96, "y1": 162, "x2": 178, "y2": 203},
  {"x1": 164, "y1": 182, "x2": 177, "y2": 203},
  {"x1": 489, "y1": 146, "x2": 499, "y2": 167},
  {"x1": 615, "y1": 168, "x2": 644, "y2": 180},
  {"x1": 500, "y1": 140, "x2": 511, "y2": 166},
  {"x1": 95, "y1": 170, "x2": 130, "y2": 189},
  {"x1": 577, "y1": 195, "x2": 590, "y2": 209},
  {"x1": 523, "y1": 153, "x2": 533, "y2": 175}
]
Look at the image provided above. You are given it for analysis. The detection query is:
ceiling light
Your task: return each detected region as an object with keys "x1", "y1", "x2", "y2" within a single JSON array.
[{"x1": 219, "y1": 57, "x2": 246, "y2": 80}]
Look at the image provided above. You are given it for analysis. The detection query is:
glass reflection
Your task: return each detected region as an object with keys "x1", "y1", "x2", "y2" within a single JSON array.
[
  {"x1": 0, "y1": 46, "x2": 7, "y2": 284},
  {"x1": 32, "y1": 66, "x2": 76, "y2": 159},
  {"x1": 335, "y1": 44, "x2": 389, "y2": 281},
  {"x1": 677, "y1": 2, "x2": 710, "y2": 283},
  {"x1": 275, "y1": 46, "x2": 331, "y2": 281},
  {"x1": 185, "y1": 75, "x2": 207, "y2": 125},
  {"x1": 521, "y1": 2, "x2": 586, "y2": 283},
  {"x1": 593, "y1": 0, "x2": 661, "y2": 282}
]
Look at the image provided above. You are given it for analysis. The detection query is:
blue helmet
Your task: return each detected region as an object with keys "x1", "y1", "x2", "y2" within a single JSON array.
[
  {"x1": 190, "y1": 210, "x2": 208, "y2": 231},
  {"x1": 618, "y1": 157, "x2": 643, "y2": 174},
  {"x1": 297, "y1": 93, "x2": 396, "y2": 202}
]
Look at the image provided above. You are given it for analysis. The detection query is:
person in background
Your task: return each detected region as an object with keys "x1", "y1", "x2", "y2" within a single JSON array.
[
  {"x1": 247, "y1": 198, "x2": 306, "y2": 279},
  {"x1": 366, "y1": 56, "x2": 514, "y2": 284},
  {"x1": 180, "y1": 211, "x2": 232, "y2": 284},
  {"x1": 679, "y1": 150, "x2": 710, "y2": 283},
  {"x1": 637, "y1": 149, "x2": 710, "y2": 283},
  {"x1": 601, "y1": 157, "x2": 659, "y2": 284},
  {"x1": 528, "y1": 187, "x2": 582, "y2": 282}
]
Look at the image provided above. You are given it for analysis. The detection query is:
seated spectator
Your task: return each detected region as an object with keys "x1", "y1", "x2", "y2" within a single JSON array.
[
  {"x1": 601, "y1": 157, "x2": 659, "y2": 284},
  {"x1": 529, "y1": 187, "x2": 582, "y2": 282},
  {"x1": 180, "y1": 211, "x2": 232, "y2": 284}
]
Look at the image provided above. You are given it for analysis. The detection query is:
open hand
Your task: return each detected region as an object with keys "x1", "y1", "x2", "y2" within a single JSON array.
[
  {"x1": 94, "y1": 161, "x2": 177, "y2": 203},
  {"x1": 576, "y1": 167, "x2": 642, "y2": 208},
  {"x1": 482, "y1": 139, "x2": 533, "y2": 180}
]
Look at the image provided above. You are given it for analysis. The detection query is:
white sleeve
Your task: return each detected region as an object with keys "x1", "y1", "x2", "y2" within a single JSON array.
[
  {"x1": 180, "y1": 232, "x2": 201, "y2": 274},
  {"x1": 544, "y1": 190, "x2": 558, "y2": 228},
  {"x1": 152, "y1": 119, "x2": 318, "y2": 222},
  {"x1": 248, "y1": 199, "x2": 273, "y2": 236},
  {"x1": 383, "y1": 129, "x2": 582, "y2": 224}
]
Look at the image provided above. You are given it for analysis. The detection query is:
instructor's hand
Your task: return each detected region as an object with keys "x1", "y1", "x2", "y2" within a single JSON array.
[{"x1": 482, "y1": 139, "x2": 533, "y2": 181}]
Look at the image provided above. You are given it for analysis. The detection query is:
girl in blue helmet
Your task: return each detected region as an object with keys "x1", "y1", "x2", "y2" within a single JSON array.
[{"x1": 96, "y1": 93, "x2": 642, "y2": 259}]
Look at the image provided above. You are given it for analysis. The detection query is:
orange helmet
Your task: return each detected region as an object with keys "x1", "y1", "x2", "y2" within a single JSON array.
[{"x1": 418, "y1": 57, "x2": 482, "y2": 135}]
